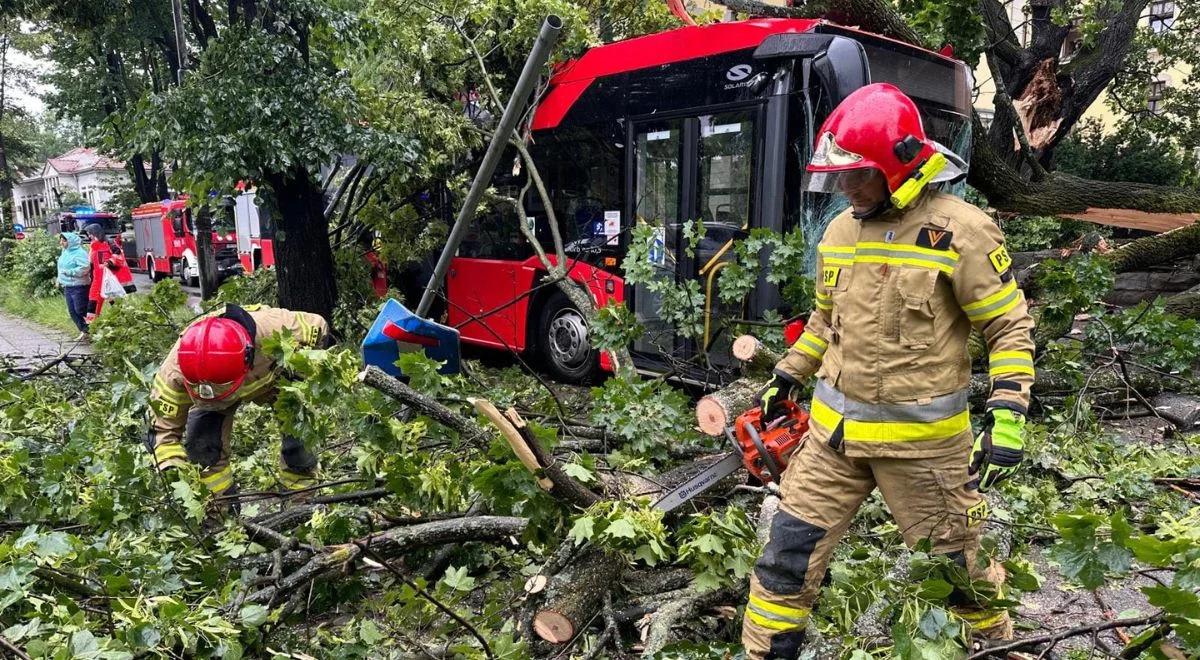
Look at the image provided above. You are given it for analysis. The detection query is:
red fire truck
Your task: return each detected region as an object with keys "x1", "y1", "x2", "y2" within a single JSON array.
[
  {"x1": 130, "y1": 198, "x2": 243, "y2": 284},
  {"x1": 441, "y1": 18, "x2": 973, "y2": 383},
  {"x1": 232, "y1": 191, "x2": 276, "y2": 273}
]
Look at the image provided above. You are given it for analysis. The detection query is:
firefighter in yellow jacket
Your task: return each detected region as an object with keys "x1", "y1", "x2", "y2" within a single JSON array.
[
  {"x1": 147, "y1": 304, "x2": 331, "y2": 501},
  {"x1": 741, "y1": 84, "x2": 1035, "y2": 658}
]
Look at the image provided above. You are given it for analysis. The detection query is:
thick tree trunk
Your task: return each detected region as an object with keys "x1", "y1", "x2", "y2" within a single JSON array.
[
  {"x1": 265, "y1": 164, "x2": 338, "y2": 324},
  {"x1": 968, "y1": 127, "x2": 1200, "y2": 216},
  {"x1": 1165, "y1": 285, "x2": 1200, "y2": 320},
  {"x1": 1106, "y1": 222, "x2": 1200, "y2": 273}
]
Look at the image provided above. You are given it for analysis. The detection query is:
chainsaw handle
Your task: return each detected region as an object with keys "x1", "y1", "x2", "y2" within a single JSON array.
[{"x1": 743, "y1": 419, "x2": 784, "y2": 483}]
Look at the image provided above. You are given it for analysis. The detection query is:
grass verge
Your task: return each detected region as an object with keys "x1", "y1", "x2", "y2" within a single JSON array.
[{"x1": 0, "y1": 281, "x2": 80, "y2": 334}]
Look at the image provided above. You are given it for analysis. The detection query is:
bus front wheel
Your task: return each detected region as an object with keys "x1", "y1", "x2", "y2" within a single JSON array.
[{"x1": 536, "y1": 291, "x2": 599, "y2": 384}]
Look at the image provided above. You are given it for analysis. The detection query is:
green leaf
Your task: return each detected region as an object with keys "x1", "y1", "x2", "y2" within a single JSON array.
[
  {"x1": 569, "y1": 516, "x2": 595, "y2": 544},
  {"x1": 918, "y1": 607, "x2": 950, "y2": 640},
  {"x1": 561, "y1": 462, "x2": 596, "y2": 484},
  {"x1": 239, "y1": 604, "x2": 269, "y2": 627},
  {"x1": 359, "y1": 619, "x2": 385, "y2": 644},
  {"x1": 70, "y1": 630, "x2": 99, "y2": 655},
  {"x1": 634, "y1": 544, "x2": 661, "y2": 567},
  {"x1": 604, "y1": 517, "x2": 637, "y2": 540},
  {"x1": 1143, "y1": 586, "x2": 1200, "y2": 619},
  {"x1": 918, "y1": 579, "x2": 955, "y2": 601},
  {"x1": 693, "y1": 533, "x2": 725, "y2": 555},
  {"x1": 34, "y1": 532, "x2": 72, "y2": 559},
  {"x1": 442, "y1": 565, "x2": 476, "y2": 592}
]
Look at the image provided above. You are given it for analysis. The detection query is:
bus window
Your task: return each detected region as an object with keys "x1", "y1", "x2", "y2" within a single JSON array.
[
  {"x1": 459, "y1": 195, "x2": 530, "y2": 261},
  {"x1": 531, "y1": 126, "x2": 622, "y2": 257},
  {"x1": 697, "y1": 111, "x2": 754, "y2": 234}
]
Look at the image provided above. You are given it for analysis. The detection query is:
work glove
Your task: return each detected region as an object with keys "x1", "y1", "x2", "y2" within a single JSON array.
[
  {"x1": 757, "y1": 372, "x2": 799, "y2": 425},
  {"x1": 969, "y1": 408, "x2": 1025, "y2": 492}
]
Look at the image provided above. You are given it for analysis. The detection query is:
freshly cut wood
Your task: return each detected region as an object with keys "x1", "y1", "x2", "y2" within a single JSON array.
[
  {"x1": 472, "y1": 398, "x2": 554, "y2": 491},
  {"x1": 472, "y1": 398, "x2": 602, "y2": 509},
  {"x1": 529, "y1": 453, "x2": 739, "y2": 644},
  {"x1": 532, "y1": 546, "x2": 624, "y2": 643},
  {"x1": 696, "y1": 377, "x2": 766, "y2": 436},
  {"x1": 732, "y1": 335, "x2": 782, "y2": 373}
]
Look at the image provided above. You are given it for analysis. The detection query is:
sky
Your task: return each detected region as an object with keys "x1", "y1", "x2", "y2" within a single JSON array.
[{"x1": 10, "y1": 47, "x2": 48, "y2": 114}]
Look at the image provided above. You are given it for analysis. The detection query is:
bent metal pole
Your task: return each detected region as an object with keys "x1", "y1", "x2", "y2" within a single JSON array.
[{"x1": 415, "y1": 15, "x2": 563, "y2": 318}]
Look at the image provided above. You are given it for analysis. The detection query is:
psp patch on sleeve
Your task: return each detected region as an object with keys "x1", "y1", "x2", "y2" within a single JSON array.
[
  {"x1": 916, "y1": 227, "x2": 954, "y2": 250},
  {"x1": 822, "y1": 266, "x2": 841, "y2": 288},
  {"x1": 988, "y1": 245, "x2": 1013, "y2": 273}
]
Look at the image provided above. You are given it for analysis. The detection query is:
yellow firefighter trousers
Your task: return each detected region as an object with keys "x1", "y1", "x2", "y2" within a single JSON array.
[
  {"x1": 741, "y1": 435, "x2": 1011, "y2": 659},
  {"x1": 153, "y1": 405, "x2": 320, "y2": 497}
]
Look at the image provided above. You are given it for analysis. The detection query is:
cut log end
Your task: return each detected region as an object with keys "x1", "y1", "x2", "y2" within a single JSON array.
[
  {"x1": 533, "y1": 610, "x2": 575, "y2": 643},
  {"x1": 731, "y1": 335, "x2": 761, "y2": 361},
  {"x1": 696, "y1": 397, "x2": 731, "y2": 437}
]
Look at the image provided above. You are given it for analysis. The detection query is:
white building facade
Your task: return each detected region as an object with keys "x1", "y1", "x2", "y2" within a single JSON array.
[{"x1": 12, "y1": 148, "x2": 130, "y2": 229}]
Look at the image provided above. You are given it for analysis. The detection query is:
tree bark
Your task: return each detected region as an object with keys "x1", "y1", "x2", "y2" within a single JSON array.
[
  {"x1": 264, "y1": 164, "x2": 338, "y2": 324},
  {"x1": 696, "y1": 377, "x2": 766, "y2": 436},
  {"x1": 532, "y1": 546, "x2": 625, "y2": 643},
  {"x1": 245, "y1": 515, "x2": 527, "y2": 604},
  {"x1": 1165, "y1": 285, "x2": 1200, "y2": 320},
  {"x1": 1106, "y1": 222, "x2": 1200, "y2": 273},
  {"x1": 732, "y1": 335, "x2": 782, "y2": 375}
]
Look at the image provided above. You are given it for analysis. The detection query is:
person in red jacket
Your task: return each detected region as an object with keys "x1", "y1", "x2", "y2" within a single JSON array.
[{"x1": 85, "y1": 223, "x2": 136, "y2": 322}]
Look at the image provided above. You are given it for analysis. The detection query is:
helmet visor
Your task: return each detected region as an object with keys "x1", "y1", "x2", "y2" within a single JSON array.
[{"x1": 803, "y1": 167, "x2": 885, "y2": 195}]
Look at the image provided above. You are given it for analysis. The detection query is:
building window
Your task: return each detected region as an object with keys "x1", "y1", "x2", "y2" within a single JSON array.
[
  {"x1": 1149, "y1": 1, "x2": 1175, "y2": 33},
  {"x1": 1148, "y1": 79, "x2": 1167, "y2": 113}
]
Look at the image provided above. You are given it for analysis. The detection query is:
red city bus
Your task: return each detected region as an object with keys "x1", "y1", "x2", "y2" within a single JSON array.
[
  {"x1": 130, "y1": 198, "x2": 243, "y2": 285},
  {"x1": 446, "y1": 18, "x2": 974, "y2": 383}
]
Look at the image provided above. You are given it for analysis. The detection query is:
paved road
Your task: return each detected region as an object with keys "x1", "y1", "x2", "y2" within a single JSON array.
[
  {"x1": 0, "y1": 309, "x2": 91, "y2": 366},
  {"x1": 130, "y1": 271, "x2": 203, "y2": 308}
]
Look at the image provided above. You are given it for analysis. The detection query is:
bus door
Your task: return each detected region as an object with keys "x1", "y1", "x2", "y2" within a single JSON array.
[{"x1": 628, "y1": 107, "x2": 759, "y2": 370}]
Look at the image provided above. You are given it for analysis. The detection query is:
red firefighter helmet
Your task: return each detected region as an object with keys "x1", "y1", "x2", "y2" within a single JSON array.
[
  {"x1": 804, "y1": 83, "x2": 965, "y2": 208},
  {"x1": 177, "y1": 316, "x2": 254, "y2": 401}
]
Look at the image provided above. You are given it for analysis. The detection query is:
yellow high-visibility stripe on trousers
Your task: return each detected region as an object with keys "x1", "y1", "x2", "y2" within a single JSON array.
[
  {"x1": 200, "y1": 467, "x2": 234, "y2": 494},
  {"x1": 746, "y1": 594, "x2": 810, "y2": 632},
  {"x1": 153, "y1": 443, "x2": 189, "y2": 470},
  {"x1": 279, "y1": 470, "x2": 316, "y2": 491}
]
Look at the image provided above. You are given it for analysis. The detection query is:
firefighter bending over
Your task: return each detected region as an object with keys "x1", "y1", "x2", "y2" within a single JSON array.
[
  {"x1": 147, "y1": 304, "x2": 331, "y2": 503},
  {"x1": 742, "y1": 84, "x2": 1035, "y2": 659}
]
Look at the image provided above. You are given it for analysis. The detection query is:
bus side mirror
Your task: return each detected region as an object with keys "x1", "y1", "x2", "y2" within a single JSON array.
[{"x1": 754, "y1": 34, "x2": 870, "y2": 107}]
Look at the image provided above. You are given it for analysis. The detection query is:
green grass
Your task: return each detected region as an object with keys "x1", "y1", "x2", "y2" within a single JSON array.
[{"x1": 0, "y1": 281, "x2": 80, "y2": 334}]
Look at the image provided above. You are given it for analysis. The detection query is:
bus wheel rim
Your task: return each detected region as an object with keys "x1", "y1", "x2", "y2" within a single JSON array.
[{"x1": 548, "y1": 309, "x2": 588, "y2": 370}]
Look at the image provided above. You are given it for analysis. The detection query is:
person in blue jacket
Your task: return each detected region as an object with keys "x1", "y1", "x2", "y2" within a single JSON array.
[{"x1": 56, "y1": 231, "x2": 92, "y2": 338}]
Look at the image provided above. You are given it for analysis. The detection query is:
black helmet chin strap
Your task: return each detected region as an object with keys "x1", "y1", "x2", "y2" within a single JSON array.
[{"x1": 852, "y1": 199, "x2": 892, "y2": 220}]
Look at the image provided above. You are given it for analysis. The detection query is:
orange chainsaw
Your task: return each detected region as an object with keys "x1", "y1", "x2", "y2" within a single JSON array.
[{"x1": 652, "y1": 401, "x2": 810, "y2": 512}]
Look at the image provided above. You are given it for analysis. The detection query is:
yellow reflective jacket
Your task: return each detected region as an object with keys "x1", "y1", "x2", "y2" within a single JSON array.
[{"x1": 776, "y1": 192, "x2": 1035, "y2": 458}]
